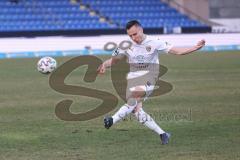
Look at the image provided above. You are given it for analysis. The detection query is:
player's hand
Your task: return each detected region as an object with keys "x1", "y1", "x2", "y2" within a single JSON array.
[
  {"x1": 97, "y1": 64, "x2": 106, "y2": 75},
  {"x1": 195, "y1": 39, "x2": 206, "y2": 50}
]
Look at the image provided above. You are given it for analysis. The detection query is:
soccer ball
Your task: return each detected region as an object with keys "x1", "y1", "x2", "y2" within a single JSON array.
[{"x1": 37, "y1": 56, "x2": 57, "y2": 74}]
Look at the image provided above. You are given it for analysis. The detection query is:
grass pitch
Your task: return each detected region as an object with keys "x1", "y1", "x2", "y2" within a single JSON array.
[{"x1": 0, "y1": 51, "x2": 240, "y2": 160}]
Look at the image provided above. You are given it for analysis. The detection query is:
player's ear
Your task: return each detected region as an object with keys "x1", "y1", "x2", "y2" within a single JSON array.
[{"x1": 139, "y1": 26, "x2": 144, "y2": 34}]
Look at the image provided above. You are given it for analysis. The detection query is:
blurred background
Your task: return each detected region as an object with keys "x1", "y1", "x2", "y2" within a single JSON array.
[{"x1": 0, "y1": 0, "x2": 239, "y2": 57}]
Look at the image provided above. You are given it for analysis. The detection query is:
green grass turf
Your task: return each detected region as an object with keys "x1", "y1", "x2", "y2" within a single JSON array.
[{"x1": 0, "y1": 51, "x2": 239, "y2": 160}]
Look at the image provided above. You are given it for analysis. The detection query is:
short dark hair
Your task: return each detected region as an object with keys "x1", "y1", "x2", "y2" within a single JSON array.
[{"x1": 126, "y1": 20, "x2": 142, "y2": 30}]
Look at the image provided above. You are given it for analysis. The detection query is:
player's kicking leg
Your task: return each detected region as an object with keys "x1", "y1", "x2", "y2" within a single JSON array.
[
  {"x1": 104, "y1": 97, "x2": 137, "y2": 129},
  {"x1": 133, "y1": 102, "x2": 171, "y2": 145},
  {"x1": 104, "y1": 85, "x2": 171, "y2": 144}
]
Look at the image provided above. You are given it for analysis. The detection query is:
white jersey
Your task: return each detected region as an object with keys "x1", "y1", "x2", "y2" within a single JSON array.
[{"x1": 112, "y1": 36, "x2": 172, "y2": 79}]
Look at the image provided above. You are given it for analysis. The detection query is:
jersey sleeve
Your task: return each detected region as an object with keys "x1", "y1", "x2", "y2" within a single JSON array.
[{"x1": 156, "y1": 40, "x2": 173, "y2": 54}]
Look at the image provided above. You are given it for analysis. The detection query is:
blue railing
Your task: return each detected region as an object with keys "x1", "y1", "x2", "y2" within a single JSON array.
[{"x1": 0, "y1": 45, "x2": 239, "y2": 59}]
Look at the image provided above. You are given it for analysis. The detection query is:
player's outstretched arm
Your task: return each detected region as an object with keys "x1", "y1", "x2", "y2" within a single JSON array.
[
  {"x1": 97, "y1": 57, "x2": 120, "y2": 75},
  {"x1": 169, "y1": 39, "x2": 205, "y2": 55}
]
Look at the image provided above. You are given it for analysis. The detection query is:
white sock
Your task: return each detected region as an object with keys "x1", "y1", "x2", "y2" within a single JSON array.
[
  {"x1": 112, "y1": 103, "x2": 137, "y2": 124},
  {"x1": 134, "y1": 108, "x2": 165, "y2": 135}
]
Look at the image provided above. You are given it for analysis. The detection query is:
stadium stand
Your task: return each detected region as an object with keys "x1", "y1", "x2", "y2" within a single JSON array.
[
  {"x1": 0, "y1": 0, "x2": 239, "y2": 58},
  {"x1": 81, "y1": 0, "x2": 206, "y2": 29},
  {"x1": 0, "y1": 0, "x2": 210, "y2": 36},
  {"x1": 0, "y1": 0, "x2": 114, "y2": 32}
]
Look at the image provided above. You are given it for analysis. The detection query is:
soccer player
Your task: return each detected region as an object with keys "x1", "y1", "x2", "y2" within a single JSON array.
[{"x1": 97, "y1": 20, "x2": 205, "y2": 145}]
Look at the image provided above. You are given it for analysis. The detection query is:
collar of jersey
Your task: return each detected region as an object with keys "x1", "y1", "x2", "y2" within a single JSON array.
[{"x1": 132, "y1": 35, "x2": 150, "y2": 45}]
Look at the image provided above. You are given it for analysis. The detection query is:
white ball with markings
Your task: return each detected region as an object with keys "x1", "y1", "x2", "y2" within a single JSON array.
[{"x1": 37, "y1": 57, "x2": 57, "y2": 74}]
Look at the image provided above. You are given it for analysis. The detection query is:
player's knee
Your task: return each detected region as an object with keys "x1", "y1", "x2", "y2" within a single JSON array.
[
  {"x1": 131, "y1": 90, "x2": 145, "y2": 99},
  {"x1": 130, "y1": 86, "x2": 146, "y2": 99},
  {"x1": 126, "y1": 98, "x2": 137, "y2": 107}
]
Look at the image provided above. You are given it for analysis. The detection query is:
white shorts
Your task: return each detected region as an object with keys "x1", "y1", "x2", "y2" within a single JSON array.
[{"x1": 126, "y1": 71, "x2": 158, "y2": 101}]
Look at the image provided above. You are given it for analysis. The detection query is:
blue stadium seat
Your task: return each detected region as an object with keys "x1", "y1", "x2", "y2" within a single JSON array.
[
  {"x1": 0, "y1": 0, "x2": 207, "y2": 32},
  {"x1": 0, "y1": 0, "x2": 115, "y2": 32},
  {"x1": 82, "y1": 0, "x2": 207, "y2": 29}
]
